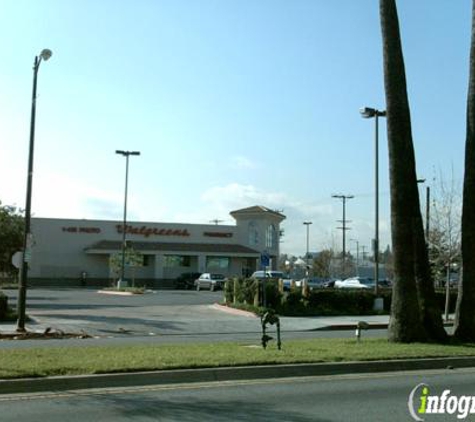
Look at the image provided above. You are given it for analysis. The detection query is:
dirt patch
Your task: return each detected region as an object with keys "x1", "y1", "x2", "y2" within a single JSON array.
[{"x1": 0, "y1": 327, "x2": 92, "y2": 340}]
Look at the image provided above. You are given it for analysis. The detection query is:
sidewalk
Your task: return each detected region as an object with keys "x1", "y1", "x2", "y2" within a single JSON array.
[
  {"x1": 0, "y1": 312, "x2": 392, "y2": 338},
  {"x1": 0, "y1": 308, "x2": 454, "y2": 338}
]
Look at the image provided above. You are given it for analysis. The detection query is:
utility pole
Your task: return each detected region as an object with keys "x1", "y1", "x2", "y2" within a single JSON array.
[
  {"x1": 303, "y1": 221, "x2": 312, "y2": 276},
  {"x1": 210, "y1": 219, "x2": 224, "y2": 225},
  {"x1": 351, "y1": 238, "x2": 360, "y2": 276},
  {"x1": 332, "y1": 194, "x2": 354, "y2": 275},
  {"x1": 426, "y1": 185, "x2": 430, "y2": 240},
  {"x1": 332, "y1": 194, "x2": 354, "y2": 257},
  {"x1": 361, "y1": 245, "x2": 367, "y2": 266}
]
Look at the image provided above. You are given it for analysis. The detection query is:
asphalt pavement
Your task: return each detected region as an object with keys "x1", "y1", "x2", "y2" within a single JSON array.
[{"x1": 0, "y1": 287, "x2": 392, "y2": 339}]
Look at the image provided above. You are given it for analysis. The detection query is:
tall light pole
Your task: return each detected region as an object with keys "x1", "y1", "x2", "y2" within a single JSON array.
[
  {"x1": 303, "y1": 221, "x2": 312, "y2": 274},
  {"x1": 116, "y1": 150, "x2": 140, "y2": 287},
  {"x1": 360, "y1": 107, "x2": 386, "y2": 295},
  {"x1": 416, "y1": 178, "x2": 430, "y2": 242},
  {"x1": 17, "y1": 49, "x2": 53, "y2": 332}
]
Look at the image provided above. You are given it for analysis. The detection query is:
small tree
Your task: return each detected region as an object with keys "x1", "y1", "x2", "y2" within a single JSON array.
[
  {"x1": 428, "y1": 170, "x2": 462, "y2": 287},
  {"x1": 0, "y1": 202, "x2": 24, "y2": 277},
  {"x1": 109, "y1": 246, "x2": 144, "y2": 286},
  {"x1": 312, "y1": 249, "x2": 335, "y2": 278}
]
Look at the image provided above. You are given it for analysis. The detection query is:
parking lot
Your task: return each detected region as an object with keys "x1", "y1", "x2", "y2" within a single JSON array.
[
  {"x1": 2, "y1": 287, "x2": 253, "y2": 338},
  {"x1": 0, "y1": 288, "x2": 391, "y2": 349}
]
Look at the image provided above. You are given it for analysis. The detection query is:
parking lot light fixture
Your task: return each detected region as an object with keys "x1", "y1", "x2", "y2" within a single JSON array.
[
  {"x1": 17, "y1": 48, "x2": 53, "y2": 333},
  {"x1": 115, "y1": 150, "x2": 140, "y2": 287},
  {"x1": 360, "y1": 106, "x2": 386, "y2": 295}
]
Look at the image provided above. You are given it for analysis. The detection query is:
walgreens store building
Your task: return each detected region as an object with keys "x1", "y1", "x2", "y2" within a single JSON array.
[{"x1": 28, "y1": 206, "x2": 285, "y2": 287}]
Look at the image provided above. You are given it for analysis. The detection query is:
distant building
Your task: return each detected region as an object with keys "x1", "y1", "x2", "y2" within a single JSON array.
[{"x1": 28, "y1": 205, "x2": 285, "y2": 287}]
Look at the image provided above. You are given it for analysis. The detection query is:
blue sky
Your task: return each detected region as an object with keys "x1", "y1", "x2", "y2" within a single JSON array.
[{"x1": 0, "y1": 0, "x2": 470, "y2": 256}]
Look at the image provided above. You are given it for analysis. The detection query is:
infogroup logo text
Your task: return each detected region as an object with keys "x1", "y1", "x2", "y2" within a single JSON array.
[{"x1": 408, "y1": 383, "x2": 475, "y2": 420}]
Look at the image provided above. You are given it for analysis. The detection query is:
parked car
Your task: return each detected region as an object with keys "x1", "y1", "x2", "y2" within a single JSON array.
[
  {"x1": 251, "y1": 270, "x2": 284, "y2": 279},
  {"x1": 334, "y1": 277, "x2": 375, "y2": 289},
  {"x1": 174, "y1": 272, "x2": 202, "y2": 290},
  {"x1": 306, "y1": 277, "x2": 330, "y2": 289},
  {"x1": 195, "y1": 273, "x2": 227, "y2": 291},
  {"x1": 282, "y1": 278, "x2": 301, "y2": 291},
  {"x1": 378, "y1": 279, "x2": 393, "y2": 288},
  {"x1": 323, "y1": 279, "x2": 337, "y2": 288}
]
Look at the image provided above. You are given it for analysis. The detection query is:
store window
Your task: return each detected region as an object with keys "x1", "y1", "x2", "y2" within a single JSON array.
[
  {"x1": 164, "y1": 255, "x2": 191, "y2": 267},
  {"x1": 248, "y1": 221, "x2": 259, "y2": 246},
  {"x1": 206, "y1": 256, "x2": 230, "y2": 269},
  {"x1": 266, "y1": 224, "x2": 277, "y2": 248}
]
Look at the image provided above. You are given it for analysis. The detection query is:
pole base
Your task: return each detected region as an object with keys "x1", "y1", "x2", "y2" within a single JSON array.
[{"x1": 117, "y1": 279, "x2": 128, "y2": 289}]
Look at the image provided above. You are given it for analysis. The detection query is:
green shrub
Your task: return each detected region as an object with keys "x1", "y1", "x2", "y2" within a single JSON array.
[
  {"x1": 225, "y1": 277, "x2": 282, "y2": 310},
  {"x1": 263, "y1": 279, "x2": 283, "y2": 309},
  {"x1": 225, "y1": 282, "x2": 458, "y2": 317},
  {"x1": 0, "y1": 293, "x2": 8, "y2": 319}
]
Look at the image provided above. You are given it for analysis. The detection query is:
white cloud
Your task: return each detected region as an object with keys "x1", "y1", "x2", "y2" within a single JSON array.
[
  {"x1": 31, "y1": 171, "x2": 123, "y2": 220},
  {"x1": 201, "y1": 183, "x2": 287, "y2": 211},
  {"x1": 231, "y1": 156, "x2": 257, "y2": 170}
]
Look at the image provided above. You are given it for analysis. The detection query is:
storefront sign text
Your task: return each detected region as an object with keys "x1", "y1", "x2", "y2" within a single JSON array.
[
  {"x1": 116, "y1": 225, "x2": 190, "y2": 238},
  {"x1": 62, "y1": 227, "x2": 101, "y2": 234}
]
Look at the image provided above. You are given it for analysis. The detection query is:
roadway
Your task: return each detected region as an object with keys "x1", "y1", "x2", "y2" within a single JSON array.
[{"x1": 0, "y1": 368, "x2": 472, "y2": 421}]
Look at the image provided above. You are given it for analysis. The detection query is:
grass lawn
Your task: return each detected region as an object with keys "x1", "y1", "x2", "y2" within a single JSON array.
[{"x1": 1, "y1": 338, "x2": 475, "y2": 379}]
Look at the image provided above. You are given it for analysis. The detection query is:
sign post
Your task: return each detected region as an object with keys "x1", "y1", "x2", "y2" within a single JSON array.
[
  {"x1": 12, "y1": 251, "x2": 23, "y2": 269},
  {"x1": 11, "y1": 251, "x2": 23, "y2": 288}
]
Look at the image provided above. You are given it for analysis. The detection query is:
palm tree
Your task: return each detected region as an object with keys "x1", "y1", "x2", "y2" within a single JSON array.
[
  {"x1": 380, "y1": 0, "x2": 446, "y2": 342},
  {"x1": 454, "y1": 0, "x2": 475, "y2": 342}
]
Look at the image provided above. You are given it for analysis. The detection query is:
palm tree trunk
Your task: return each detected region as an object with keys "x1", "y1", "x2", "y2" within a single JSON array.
[
  {"x1": 454, "y1": 0, "x2": 475, "y2": 342},
  {"x1": 413, "y1": 215, "x2": 448, "y2": 342},
  {"x1": 380, "y1": 0, "x2": 433, "y2": 342}
]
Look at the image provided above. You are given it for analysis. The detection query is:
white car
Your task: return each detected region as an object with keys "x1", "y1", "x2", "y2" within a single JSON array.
[
  {"x1": 334, "y1": 277, "x2": 375, "y2": 289},
  {"x1": 251, "y1": 270, "x2": 284, "y2": 279},
  {"x1": 195, "y1": 273, "x2": 227, "y2": 291}
]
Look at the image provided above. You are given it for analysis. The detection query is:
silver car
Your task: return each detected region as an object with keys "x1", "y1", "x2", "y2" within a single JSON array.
[{"x1": 195, "y1": 273, "x2": 227, "y2": 291}]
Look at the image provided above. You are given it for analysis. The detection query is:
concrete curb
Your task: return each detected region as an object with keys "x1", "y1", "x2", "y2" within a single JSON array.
[
  {"x1": 1, "y1": 357, "x2": 475, "y2": 395},
  {"x1": 97, "y1": 290, "x2": 134, "y2": 296},
  {"x1": 211, "y1": 303, "x2": 258, "y2": 318}
]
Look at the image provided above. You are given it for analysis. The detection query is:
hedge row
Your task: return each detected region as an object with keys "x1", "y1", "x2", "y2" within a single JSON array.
[{"x1": 224, "y1": 278, "x2": 458, "y2": 316}]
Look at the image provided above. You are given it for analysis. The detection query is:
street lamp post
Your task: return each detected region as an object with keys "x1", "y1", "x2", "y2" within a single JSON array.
[
  {"x1": 416, "y1": 178, "x2": 431, "y2": 243},
  {"x1": 303, "y1": 221, "x2": 312, "y2": 275},
  {"x1": 17, "y1": 49, "x2": 53, "y2": 332},
  {"x1": 360, "y1": 107, "x2": 386, "y2": 296},
  {"x1": 116, "y1": 150, "x2": 140, "y2": 287}
]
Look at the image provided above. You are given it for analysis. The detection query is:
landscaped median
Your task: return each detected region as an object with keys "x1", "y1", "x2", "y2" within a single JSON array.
[{"x1": 1, "y1": 338, "x2": 475, "y2": 380}]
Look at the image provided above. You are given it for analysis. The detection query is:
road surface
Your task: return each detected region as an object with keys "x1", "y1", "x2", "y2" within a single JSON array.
[{"x1": 0, "y1": 368, "x2": 472, "y2": 421}]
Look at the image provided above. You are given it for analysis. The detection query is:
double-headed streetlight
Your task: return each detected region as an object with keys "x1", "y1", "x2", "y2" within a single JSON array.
[
  {"x1": 360, "y1": 107, "x2": 386, "y2": 295},
  {"x1": 116, "y1": 150, "x2": 140, "y2": 287},
  {"x1": 17, "y1": 49, "x2": 53, "y2": 332}
]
